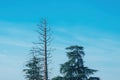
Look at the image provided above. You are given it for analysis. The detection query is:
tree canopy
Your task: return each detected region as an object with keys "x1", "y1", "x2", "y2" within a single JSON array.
[{"x1": 52, "y1": 45, "x2": 97, "y2": 80}]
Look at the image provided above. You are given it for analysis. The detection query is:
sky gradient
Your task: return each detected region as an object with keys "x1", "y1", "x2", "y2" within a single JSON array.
[{"x1": 0, "y1": 0, "x2": 120, "y2": 80}]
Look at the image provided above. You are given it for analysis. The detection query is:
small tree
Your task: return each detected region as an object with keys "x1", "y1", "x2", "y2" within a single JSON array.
[{"x1": 23, "y1": 48, "x2": 43, "y2": 80}]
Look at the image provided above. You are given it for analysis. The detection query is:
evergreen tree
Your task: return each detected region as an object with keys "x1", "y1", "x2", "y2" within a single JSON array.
[
  {"x1": 52, "y1": 45, "x2": 97, "y2": 80},
  {"x1": 23, "y1": 48, "x2": 43, "y2": 80}
]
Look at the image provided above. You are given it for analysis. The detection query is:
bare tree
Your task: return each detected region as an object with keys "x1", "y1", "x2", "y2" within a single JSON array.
[
  {"x1": 35, "y1": 19, "x2": 52, "y2": 80},
  {"x1": 24, "y1": 19, "x2": 52, "y2": 80}
]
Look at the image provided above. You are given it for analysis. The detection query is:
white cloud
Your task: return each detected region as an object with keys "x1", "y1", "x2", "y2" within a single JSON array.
[
  {"x1": 53, "y1": 27, "x2": 120, "y2": 80},
  {"x1": 0, "y1": 21, "x2": 120, "y2": 80},
  {"x1": 0, "y1": 36, "x2": 33, "y2": 48},
  {"x1": 0, "y1": 53, "x2": 26, "y2": 80},
  {"x1": 0, "y1": 21, "x2": 36, "y2": 48}
]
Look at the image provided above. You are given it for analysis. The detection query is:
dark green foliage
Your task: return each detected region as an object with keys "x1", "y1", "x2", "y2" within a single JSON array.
[
  {"x1": 88, "y1": 77, "x2": 100, "y2": 80},
  {"x1": 52, "y1": 76, "x2": 65, "y2": 80},
  {"x1": 52, "y1": 45, "x2": 97, "y2": 80},
  {"x1": 23, "y1": 55, "x2": 43, "y2": 80}
]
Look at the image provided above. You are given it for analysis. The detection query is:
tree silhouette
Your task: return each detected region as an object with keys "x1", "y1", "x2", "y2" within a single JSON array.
[
  {"x1": 23, "y1": 48, "x2": 43, "y2": 80},
  {"x1": 33, "y1": 19, "x2": 52, "y2": 80},
  {"x1": 52, "y1": 45, "x2": 97, "y2": 80},
  {"x1": 24, "y1": 19, "x2": 52, "y2": 80}
]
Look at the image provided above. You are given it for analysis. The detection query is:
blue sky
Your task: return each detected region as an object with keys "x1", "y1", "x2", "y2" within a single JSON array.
[{"x1": 0, "y1": 0, "x2": 120, "y2": 80}]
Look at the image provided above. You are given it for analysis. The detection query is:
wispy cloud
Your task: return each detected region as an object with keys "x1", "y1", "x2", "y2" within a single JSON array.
[
  {"x1": 0, "y1": 53, "x2": 25, "y2": 80},
  {"x1": 52, "y1": 26, "x2": 120, "y2": 80},
  {"x1": 0, "y1": 36, "x2": 33, "y2": 48},
  {"x1": 0, "y1": 21, "x2": 120, "y2": 80},
  {"x1": 0, "y1": 21, "x2": 37, "y2": 48}
]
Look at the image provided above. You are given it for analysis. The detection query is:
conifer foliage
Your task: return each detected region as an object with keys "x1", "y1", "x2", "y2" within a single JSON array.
[
  {"x1": 23, "y1": 48, "x2": 43, "y2": 80},
  {"x1": 52, "y1": 45, "x2": 97, "y2": 80}
]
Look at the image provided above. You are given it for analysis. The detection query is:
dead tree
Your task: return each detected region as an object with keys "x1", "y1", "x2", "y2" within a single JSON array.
[
  {"x1": 23, "y1": 19, "x2": 52, "y2": 80},
  {"x1": 35, "y1": 19, "x2": 52, "y2": 80}
]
